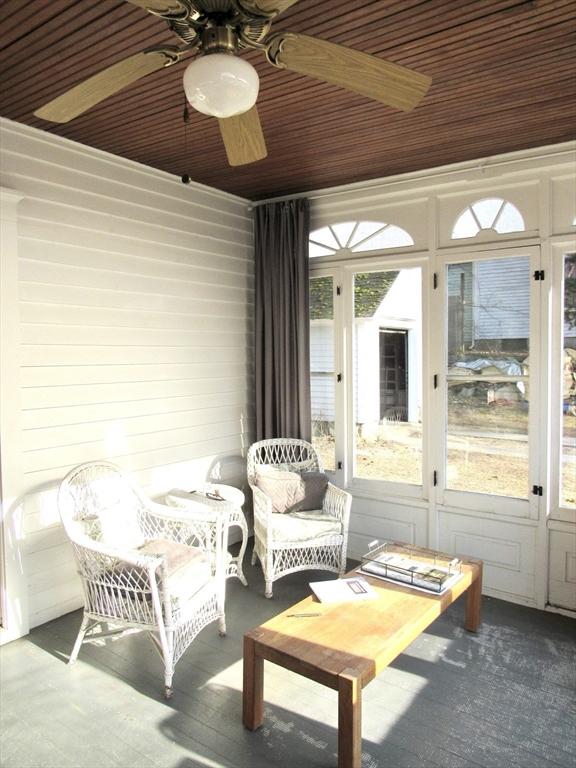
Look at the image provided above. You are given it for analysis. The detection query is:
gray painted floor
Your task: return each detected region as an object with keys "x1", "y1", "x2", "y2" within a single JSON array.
[{"x1": 1, "y1": 549, "x2": 575, "y2": 768}]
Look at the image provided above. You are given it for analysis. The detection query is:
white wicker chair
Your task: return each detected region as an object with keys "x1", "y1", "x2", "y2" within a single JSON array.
[
  {"x1": 58, "y1": 461, "x2": 226, "y2": 698},
  {"x1": 247, "y1": 438, "x2": 352, "y2": 598}
]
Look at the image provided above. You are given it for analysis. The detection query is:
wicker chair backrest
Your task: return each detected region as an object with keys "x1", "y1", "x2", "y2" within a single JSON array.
[
  {"x1": 246, "y1": 438, "x2": 321, "y2": 484},
  {"x1": 58, "y1": 461, "x2": 147, "y2": 544}
]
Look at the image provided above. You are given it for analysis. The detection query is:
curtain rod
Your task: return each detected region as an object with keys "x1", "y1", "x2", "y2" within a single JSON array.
[{"x1": 247, "y1": 143, "x2": 575, "y2": 210}]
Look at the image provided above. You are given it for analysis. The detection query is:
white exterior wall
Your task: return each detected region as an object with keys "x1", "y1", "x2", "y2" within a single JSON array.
[
  {"x1": 313, "y1": 269, "x2": 422, "y2": 427},
  {"x1": 0, "y1": 118, "x2": 254, "y2": 640},
  {"x1": 305, "y1": 141, "x2": 576, "y2": 613},
  {"x1": 310, "y1": 321, "x2": 335, "y2": 422},
  {"x1": 474, "y1": 257, "x2": 531, "y2": 340},
  {"x1": 354, "y1": 320, "x2": 379, "y2": 426},
  {"x1": 373, "y1": 268, "x2": 422, "y2": 424}
]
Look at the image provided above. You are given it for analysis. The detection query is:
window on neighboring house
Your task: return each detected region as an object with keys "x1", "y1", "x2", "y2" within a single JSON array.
[
  {"x1": 452, "y1": 198, "x2": 525, "y2": 239},
  {"x1": 309, "y1": 220, "x2": 414, "y2": 257}
]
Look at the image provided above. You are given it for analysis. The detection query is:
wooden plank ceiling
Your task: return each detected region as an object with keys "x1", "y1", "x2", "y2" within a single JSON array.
[{"x1": 1, "y1": 0, "x2": 575, "y2": 200}]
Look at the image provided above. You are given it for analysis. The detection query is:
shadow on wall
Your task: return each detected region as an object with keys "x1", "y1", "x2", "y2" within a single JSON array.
[{"x1": 208, "y1": 453, "x2": 247, "y2": 488}]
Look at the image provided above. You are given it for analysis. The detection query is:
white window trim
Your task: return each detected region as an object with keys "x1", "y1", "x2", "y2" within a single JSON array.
[
  {"x1": 451, "y1": 198, "x2": 526, "y2": 240},
  {"x1": 309, "y1": 267, "x2": 345, "y2": 483},
  {"x1": 432, "y1": 245, "x2": 543, "y2": 521},
  {"x1": 310, "y1": 252, "x2": 431, "y2": 499},
  {"x1": 310, "y1": 244, "x2": 554, "y2": 528},
  {"x1": 549, "y1": 243, "x2": 576, "y2": 523}
]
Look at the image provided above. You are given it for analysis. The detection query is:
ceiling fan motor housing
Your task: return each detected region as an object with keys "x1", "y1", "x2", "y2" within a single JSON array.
[{"x1": 200, "y1": 25, "x2": 238, "y2": 54}]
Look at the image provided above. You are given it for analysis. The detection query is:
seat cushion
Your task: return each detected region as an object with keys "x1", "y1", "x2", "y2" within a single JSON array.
[
  {"x1": 139, "y1": 539, "x2": 212, "y2": 603},
  {"x1": 270, "y1": 512, "x2": 341, "y2": 542}
]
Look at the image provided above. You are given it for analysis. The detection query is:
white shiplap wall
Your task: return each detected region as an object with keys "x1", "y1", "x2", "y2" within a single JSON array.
[{"x1": 0, "y1": 118, "x2": 254, "y2": 634}]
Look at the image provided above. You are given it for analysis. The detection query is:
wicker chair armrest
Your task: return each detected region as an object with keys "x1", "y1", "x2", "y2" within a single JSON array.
[
  {"x1": 322, "y1": 482, "x2": 352, "y2": 528},
  {"x1": 74, "y1": 534, "x2": 164, "y2": 570},
  {"x1": 250, "y1": 484, "x2": 273, "y2": 522}
]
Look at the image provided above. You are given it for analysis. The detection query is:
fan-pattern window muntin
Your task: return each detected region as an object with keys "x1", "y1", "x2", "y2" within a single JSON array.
[
  {"x1": 452, "y1": 198, "x2": 525, "y2": 240},
  {"x1": 309, "y1": 220, "x2": 414, "y2": 257}
]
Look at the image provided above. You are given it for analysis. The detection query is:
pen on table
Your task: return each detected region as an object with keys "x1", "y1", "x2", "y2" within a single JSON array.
[{"x1": 286, "y1": 612, "x2": 321, "y2": 618}]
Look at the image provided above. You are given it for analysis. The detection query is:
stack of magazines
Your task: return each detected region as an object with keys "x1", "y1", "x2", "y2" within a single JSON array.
[{"x1": 360, "y1": 542, "x2": 462, "y2": 595}]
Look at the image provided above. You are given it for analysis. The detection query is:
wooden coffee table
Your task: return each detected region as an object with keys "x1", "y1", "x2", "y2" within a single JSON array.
[{"x1": 243, "y1": 544, "x2": 482, "y2": 768}]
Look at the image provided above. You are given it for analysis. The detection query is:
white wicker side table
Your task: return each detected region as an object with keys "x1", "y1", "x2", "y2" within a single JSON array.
[{"x1": 165, "y1": 484, "x2": 248, "y2": 586}]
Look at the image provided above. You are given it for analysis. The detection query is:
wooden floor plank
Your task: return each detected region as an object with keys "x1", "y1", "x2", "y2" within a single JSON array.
[{"x1": 1, "y1": 550, "x2": 575, "y2": 768}]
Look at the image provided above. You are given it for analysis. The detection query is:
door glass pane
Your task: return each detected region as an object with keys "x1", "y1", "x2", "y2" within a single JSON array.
[
  {"x1": 561, "y1": 253, "x2": 576, "y2": 508},
  {"x1": 353, "y1": 268, "x2": 422, "y2": 484},
  {"x1": 446, "y1": 256, "x2": 530, "y2": 498},
  {"x1": 310, "y1": 276, "x2": 335, "y2": 471}
]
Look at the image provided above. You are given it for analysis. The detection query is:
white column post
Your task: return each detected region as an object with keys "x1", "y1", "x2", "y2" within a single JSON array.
[{"x1": 0, "y1": 187, "x2": 28, "y2": 644}]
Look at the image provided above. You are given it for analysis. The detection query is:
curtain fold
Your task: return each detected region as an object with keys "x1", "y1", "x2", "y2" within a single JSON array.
[{"x1": 254, "y1": 198, "x2": 311, "y2": 441}]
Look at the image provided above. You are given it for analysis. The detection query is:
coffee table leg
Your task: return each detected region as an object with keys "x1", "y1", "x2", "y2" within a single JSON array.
[
  {"x1": 464, "y1": 562, "x2": 483, "y2": 633},
  {"x1": 338, "y1": 669, "x2": 362, "y2": 768},
  {"x1": 243, "y1": 634, "x2": 264, "y2": 730}
]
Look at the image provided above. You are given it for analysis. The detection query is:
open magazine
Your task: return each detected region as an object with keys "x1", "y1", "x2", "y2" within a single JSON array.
[
  {"x1": 360, "y1": 551, "x2": 462, "y2": 595},
  {"x1": 309, "y1": 577, "x2": 377, "y2": 603}
]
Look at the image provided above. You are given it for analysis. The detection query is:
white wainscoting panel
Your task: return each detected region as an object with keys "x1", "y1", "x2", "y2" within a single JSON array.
[
  {"x1": 548, "y1": 525, "x2": 576, "y2": 611},
  {"x1": 347, "y1": 496, "x2": 428, "y2": 561},
  {"x1": 439, "y1": 510, "x2": 537, "y2": 605}
]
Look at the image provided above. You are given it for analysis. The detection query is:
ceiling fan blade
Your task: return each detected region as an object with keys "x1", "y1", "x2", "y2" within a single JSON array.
[
  {"x1": 124, "y1": 0, "x2": 191, "y2": 17},
  {"x1": 218, "y1": 107, "x2": 267, "y2": 166},
  {"x1": 34, "y1": 47, "x2": 185, "y2": 123},
  {"x1": 268, "y1": 33, "x2": 431, "y2": 112},
  {"x1": 238, "y1": 0, "x2": 301, "y2": 18}
]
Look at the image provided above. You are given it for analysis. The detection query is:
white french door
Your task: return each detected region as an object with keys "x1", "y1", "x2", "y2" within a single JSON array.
[{"x1": 434, "y1": 246, "x2": 544, "y2": 519}]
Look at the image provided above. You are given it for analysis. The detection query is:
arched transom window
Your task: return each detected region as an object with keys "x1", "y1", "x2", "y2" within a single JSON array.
[
  {"x1": 309, "y1": 220, "x2": 414, "y2": 257},
  {"x1": 452, "y1": 197, "x2": 525, "y2": 240}
]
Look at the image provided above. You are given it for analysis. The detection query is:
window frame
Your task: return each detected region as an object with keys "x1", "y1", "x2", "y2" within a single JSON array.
[
  {"x1": 309, "y1": 265, "x2": 345, "y2": 483},
  {"x1": 432, "y1": 245, "x2": 544, "y2": 520},
  {"x1": 310, "y1": 251, "x2": 431, "y2": 500},
  {"x1": 549, "y1": 243, "x2": 576, "y2": 523},
  {"x1": 309, "y1": 220, "x2": 416, "y2": 260},
  {"x1": 451, "y1": 197, "x2": 526, "y2": 240},
  {"x1": 309, "y1": 237, "x2": 552, "y2": 522}
]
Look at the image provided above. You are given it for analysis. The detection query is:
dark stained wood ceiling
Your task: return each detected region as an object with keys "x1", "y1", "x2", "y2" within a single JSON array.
[{"x1": 1, "y1": 1, "x2": 575, "y2": 200}]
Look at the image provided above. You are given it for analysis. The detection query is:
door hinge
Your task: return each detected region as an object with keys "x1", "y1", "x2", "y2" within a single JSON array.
[
  {"x1": 433, "y1": 272, "x2": 438, "y2": 289},
  {"x1": 336, "y1": 285, "x2": 341, "y2": 295},
  {"x1": 532, "y1": 484, "x2": 543, "y2": 496},
  {"x1": 337, "y1": 461, "x2": 343, "y2": 470},
  {"x1": 433, "y1": 470, "x2": 438, "y2": 486},
  {"x1": 337, "y1": 373, "x2": 343, "y2": 383},
  {"x1": 533, "y1": 270, "x2": 545, "y2": 281},
  {"x1": 433, "y1": 374, "x2": 438, "y2": 389}
]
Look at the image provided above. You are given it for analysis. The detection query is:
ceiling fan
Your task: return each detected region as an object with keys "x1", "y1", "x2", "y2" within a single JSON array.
[{"x1": 34, "y1": 0, "x2": 432, "y2": 167}]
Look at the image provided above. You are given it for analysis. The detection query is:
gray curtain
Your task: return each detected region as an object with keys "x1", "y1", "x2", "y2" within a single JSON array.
[{"x1": 254, "y1": 198, "x2": 311, "y2": 441}]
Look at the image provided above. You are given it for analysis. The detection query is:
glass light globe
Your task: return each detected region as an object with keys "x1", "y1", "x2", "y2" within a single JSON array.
[{"x1": 183, "y1": 53, "x2": 259, "y2": 118}]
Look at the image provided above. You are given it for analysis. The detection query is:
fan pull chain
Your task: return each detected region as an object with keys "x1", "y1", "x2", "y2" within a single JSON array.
[{"x1": 181, "y1": 97, "x2": 191, "y2": 184}]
